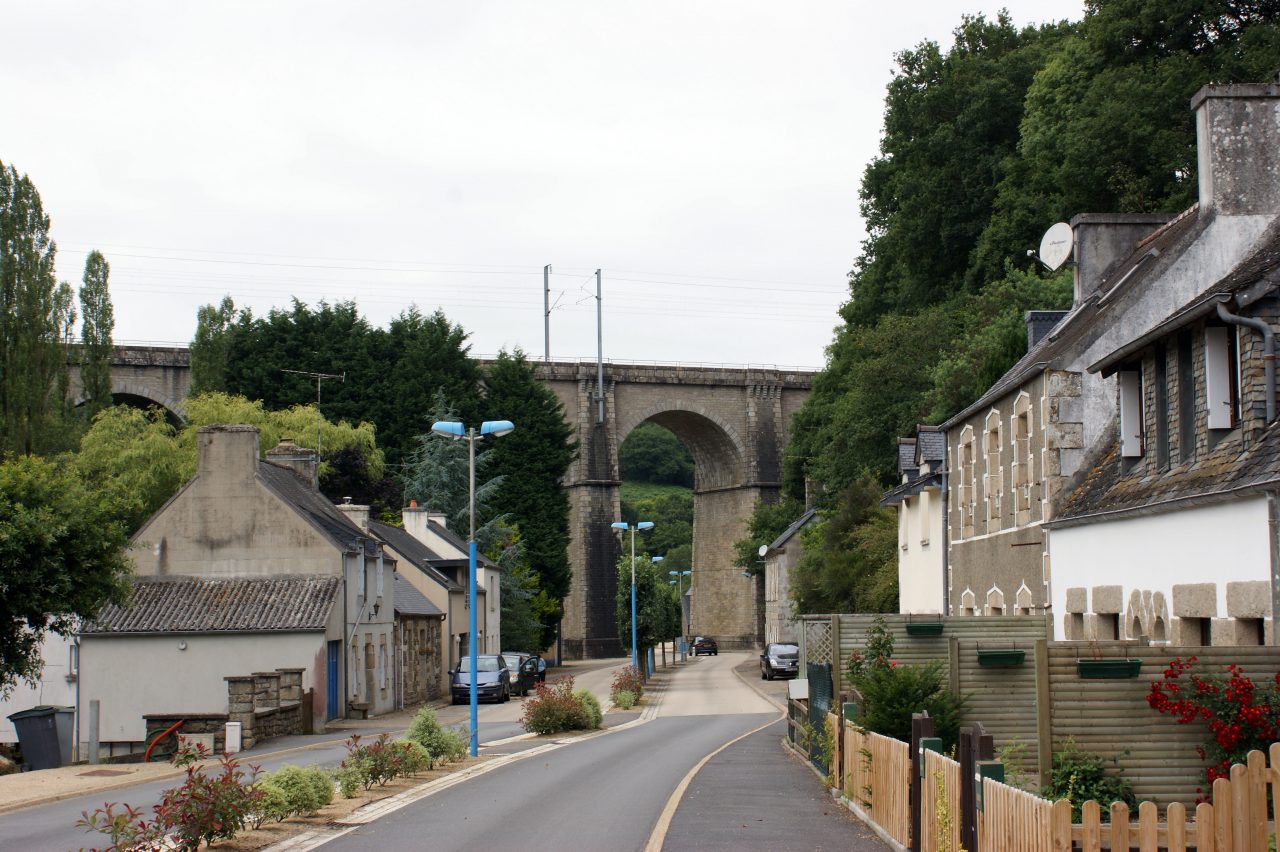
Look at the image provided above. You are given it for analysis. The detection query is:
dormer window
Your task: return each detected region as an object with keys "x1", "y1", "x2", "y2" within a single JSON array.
[
  {"x1": 1118, "y1": 369, "x2": 1143, "y2": 457},
  {"x1": 1204, "y1": 326, "x2": 1239, "y2": 429}
]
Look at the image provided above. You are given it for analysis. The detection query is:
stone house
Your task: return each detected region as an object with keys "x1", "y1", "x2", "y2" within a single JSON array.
[
  {"x1": 1048, "y1": 221, "x2": 1280, "y2": 645},
  {"x1": 78, "y1": 425, "x2": 397, "y2": 756},
  {"x1": 758, "y1": 507, "x2": 817, "y2": 645},
  {"x1": 392, "y1": 574, "x2": 446, "y2": 705},
  {"x1": 939, "y1": 82, "x2": 1280, "y2": 624},
  {"x1": 880, "y1": 426, "x2": 946, "y2": 614}
]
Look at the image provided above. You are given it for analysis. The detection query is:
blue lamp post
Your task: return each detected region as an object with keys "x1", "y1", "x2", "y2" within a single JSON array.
[
  {"x1": 430, "y1": 419, "x2": 515, "y2": 757},
  {"x1": 610, "y1": 520, "x2": 654, "y2": 669}
]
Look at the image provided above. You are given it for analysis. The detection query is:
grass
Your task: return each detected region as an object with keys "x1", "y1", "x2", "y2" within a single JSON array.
[{"x1": 619, "y1": 482, "x2": 692, "y2": 504}]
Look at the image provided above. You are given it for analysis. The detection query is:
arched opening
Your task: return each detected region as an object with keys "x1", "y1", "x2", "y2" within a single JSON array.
[{"x1": 107, "y1": 393, "x2": 184, "y2": 427}]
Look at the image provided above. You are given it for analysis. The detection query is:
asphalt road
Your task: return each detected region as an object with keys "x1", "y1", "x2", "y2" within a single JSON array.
[{"x1": 0, "y1": 661, "x2": 628, "y2": 852}]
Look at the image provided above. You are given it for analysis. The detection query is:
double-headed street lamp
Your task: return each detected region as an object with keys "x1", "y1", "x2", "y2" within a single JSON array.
[
  {"x1": 430, "y1": 419, "x2": 515, "y2": 757},
  {"x1": 610, "y1": 520, "x2": 654, "y2": 669},
  {"x1": 669, "y1": 569, "x2": 691, "y2": 660}
]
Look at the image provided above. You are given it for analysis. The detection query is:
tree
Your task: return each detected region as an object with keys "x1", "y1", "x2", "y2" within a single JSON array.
[
  {"x1": 78, "y1": 250, "x2": 114, "y2": 418},
  {"x1": 0, "y1": 161, "x2": 77, "y2": 456},
  {"x1": 0, "y1": 454, "x2": 132, "y2": 695},
  {"x1": 733, "y1": 495, "x2": 805, "y2": 573},
  {"x1": 619, "y1": 422, "x2": 693, "y2": 487},
  {"x1": 189, "y1": 296, "x2": 238, "y2": 395},
  {"x1": 615, "y1": 552, "x2": 680, "y2": 657},
  {"x1": 621, "y1": 491, "x2": 692, "y2": 564},
  {"x1": 481, "y1": 349, "x2": 577, "y2": 648},
  {"x1": 320, "y1": 445, "x2": 402, "y2": 523}
]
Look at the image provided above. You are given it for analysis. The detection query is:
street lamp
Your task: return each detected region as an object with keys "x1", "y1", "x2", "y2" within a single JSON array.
[
  {"x1": 610, "y1": 520, "x2": 654, "y2": 669},
  {"x1": 669, "y1": 569, "x2": 691, "y2": 660},
  {"x1": 430, "y1": 419, "x2": 515, "y2": 757}
]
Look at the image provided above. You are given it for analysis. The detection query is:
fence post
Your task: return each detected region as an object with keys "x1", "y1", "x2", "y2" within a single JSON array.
[
  {"x1": 1034, "y1": 637, "x2": 1052, "y2": 789},
  {"x1": 959, "y1": 722, "x2": 993, "y2": 852},
  {"x1": 910, "y1": 711, "x2": 935, "y2": 851}
]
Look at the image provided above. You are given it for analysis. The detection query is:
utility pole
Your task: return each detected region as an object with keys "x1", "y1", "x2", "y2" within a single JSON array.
[
  {"x1": 544, "y1": 264, "x2": 552, "y2": 363},
  {"x1": 282, "y1": 368, "x2": 345, "y2": 477},
  {"x1": 595, "y1": 269, "x2": 604, "y2": 425}
]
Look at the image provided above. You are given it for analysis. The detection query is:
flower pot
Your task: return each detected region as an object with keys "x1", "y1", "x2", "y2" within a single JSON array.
[
  {"x1": 905, "y1": 622, "x2": 944, "y2": 637},
  {"x1": 1076, "y1": 659, "x2": 1143, "y2": 679},
  {"x1": 977, "y1": 649, "x2": 1025, "y2": 668}
]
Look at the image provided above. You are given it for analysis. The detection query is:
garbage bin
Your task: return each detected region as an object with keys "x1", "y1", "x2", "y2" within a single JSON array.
[{"x1": 7, "y1": 705, "x2": 75, "y2": 770}]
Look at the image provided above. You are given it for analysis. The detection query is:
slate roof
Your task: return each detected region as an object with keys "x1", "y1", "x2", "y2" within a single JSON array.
[
  {"x1": 258, "y1": 462, "x2": 378, "y2": 555},
  {"x1": 768, "y1": 508, "x2": 818, "y2": 551},
  {"x1": 393, "y1": 573, "x2": 444, "y2": 618},
  {"x1": 916, "y1": 427, "x2": 945, "y2": 466},
  {"x1": 370, "y1": 521, "x2": 463, "y2": 592},
  {"x1": 939, "y1": 207, "x2": 1203, "y2": 430},
  {"x1": 897, "y1": 439, "x2": 919, "y2": 478},
  {"x1": 880, "y1": 473, "x2": 943, "y2": 508},
  {"x1": 83, "y1": 575, "x2": 338, "y2": 634},
  {"x1": 1051, "y1": 422, "x2": 1280, "y2": 525},
  {"x1": 427, "y1": 520, "x2": 500, "y2": 571}
]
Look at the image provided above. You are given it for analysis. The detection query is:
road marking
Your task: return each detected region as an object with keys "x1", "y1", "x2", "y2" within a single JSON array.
[{"x1": 641, "y1": 710, "x2": 784, "y2": 852}]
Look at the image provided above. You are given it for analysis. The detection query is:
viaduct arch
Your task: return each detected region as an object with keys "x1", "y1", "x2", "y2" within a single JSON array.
[{"x1": 86, "y1": 346, "x2": 814, "y2": 657}]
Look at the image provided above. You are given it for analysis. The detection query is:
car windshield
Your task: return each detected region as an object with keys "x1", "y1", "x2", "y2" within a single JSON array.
[
  {"x1": 769, "y1": 645, "x2": 799, "y2": 657},
  {"x1": 458, "y1": 657, "x2": 500, "y2": 673},
  {"x1": 503, "y1": 653, "x2": 527, "y2": 665}
]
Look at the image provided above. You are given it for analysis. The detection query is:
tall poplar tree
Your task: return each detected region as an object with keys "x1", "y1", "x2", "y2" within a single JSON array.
[
  {"x1": 0, "y1": 161, "x2": 73, "y2": 455},
  {"x1": 78, "y1": 250, "x2": 114, "y2": 417},
  {"x1": 189, "y1": 295, "x2": 238, "y2": 395}
]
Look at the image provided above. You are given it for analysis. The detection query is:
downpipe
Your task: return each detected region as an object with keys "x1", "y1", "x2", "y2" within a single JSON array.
[{"x1": 1216, "y1": 301, "x2": 1275, "y2": 423}]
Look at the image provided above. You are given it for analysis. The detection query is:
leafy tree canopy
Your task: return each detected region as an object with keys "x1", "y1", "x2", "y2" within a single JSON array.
[{"x1": 620, "y1": 422, "x2": 693, "y2": 487}]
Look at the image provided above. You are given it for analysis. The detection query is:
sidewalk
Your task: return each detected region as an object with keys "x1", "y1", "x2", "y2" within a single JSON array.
[{"x1": 0, "y1": 658, "x2": 618, "y2": 815}]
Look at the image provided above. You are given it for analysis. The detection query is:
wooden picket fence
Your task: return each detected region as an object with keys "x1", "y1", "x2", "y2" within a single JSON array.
[
  {"x1": 841, "y1": 722, "x2": 912, "y2": 846},
  {"x1": 922, "y1": 749, "x2": 962, "y2": 852}
]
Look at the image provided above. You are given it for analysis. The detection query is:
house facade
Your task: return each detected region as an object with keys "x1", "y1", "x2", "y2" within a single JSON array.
[
  {"x1": 758, "y1": 508, "x2": 816, "y2": 645},
  {"x1": 79, "y1": 426, "x2": 397, "y2": 754},
  {"x1": 881, "y1": 427, "x2": 947, "y2": 614},
  {"x1": 940, "y1": 82, "x2": 1280, "y2": 625}
]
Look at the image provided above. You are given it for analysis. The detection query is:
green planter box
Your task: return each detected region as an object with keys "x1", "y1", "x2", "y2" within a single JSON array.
[
  {"x1": 977, "y1": 649, "x2": 1025, "y2": 668},
  {"x1": 905, "y1": 622, "x2": 944, "y2": 637},
  {"x1": 1077, "y1": 659, "x2": 1143, "y2": 679}
]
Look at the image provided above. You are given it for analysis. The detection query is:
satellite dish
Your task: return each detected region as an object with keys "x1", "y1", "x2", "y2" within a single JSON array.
[
  {"x1": 758, "y1": 543, "x2": 770, "y2": 557},
  {"x1": 1038, "y1": 222, "x2": 1074, "y2": 271}
]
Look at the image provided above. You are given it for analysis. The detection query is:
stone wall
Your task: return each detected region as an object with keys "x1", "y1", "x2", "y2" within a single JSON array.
[{"x1": 399, "y1": 615, "x2": 444, "y2": 704}]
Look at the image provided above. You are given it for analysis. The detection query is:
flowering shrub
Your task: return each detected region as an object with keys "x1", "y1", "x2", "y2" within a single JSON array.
[
  {"x1": 335, "y1": 733, "x2": 432, "y2": 797},
  {"x1": 521, "y1": 676, "x2": 602, "y2": 734},
  {"x1": 1147, "y1": 656, "x2": 1280, "y2": 794},
  {"x1": 612, "y1": 666, "x2": 645, "y2": 700}
]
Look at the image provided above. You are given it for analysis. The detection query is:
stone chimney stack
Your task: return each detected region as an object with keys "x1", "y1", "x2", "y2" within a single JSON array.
[
  {"x1": 1069, "y1": 213, "x2": 1172, "y2": 304},
  {"x1": 264, "y1": 437, "x2": 318, "y2": 488},
  {"x1": 197, "y1": 425, "x2": 260, "y2": 489},
  {"x1": 335, "y1": 497, "x2": 370, "y2": 533},
  {"x1": 1025, "y1": 310, "x2": 1069, "y2": 349},
  {"x1": 1193, "y1": 83, "x2": 1280, "y2": 216}
]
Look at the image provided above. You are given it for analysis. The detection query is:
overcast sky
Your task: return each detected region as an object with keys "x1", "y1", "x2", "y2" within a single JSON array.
[{"x1": 7, "y1": 2, "x2": 1082, "y2": 369}]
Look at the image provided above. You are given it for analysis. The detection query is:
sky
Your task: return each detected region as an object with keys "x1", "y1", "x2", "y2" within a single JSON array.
[{"x1": 6, "y1": 2, "x2": 1083, "y2": 370}]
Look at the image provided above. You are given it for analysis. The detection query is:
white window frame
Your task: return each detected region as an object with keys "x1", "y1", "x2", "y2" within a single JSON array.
[
  {"x1": 1204, "y1": 326, "x2": 1234, "y2": 429},
  {"x1": 1119, "y1": 369, "x2": 1144, "y2": 457}
]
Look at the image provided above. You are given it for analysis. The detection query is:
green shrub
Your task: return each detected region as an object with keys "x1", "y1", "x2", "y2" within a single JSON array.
[
  {"x1": 257, "y1": 764, "x2": 332, "y2": 818},
  {"x1": 249, "y1": 782, "x2": 291, "y2": 828},
  {"x1": 612, "y1": 689, "x2": 636, "y2": 710},
  {"x1": 406, "y1": 707, "x2": 466, "y2": 764},
  {"x1": 394, "y1": 740, "x2": 433, "y2": 776},
  {"x1": 574, "y1": 689, "x2": 603, "y2": 729},
  {"x1": 521, "y1": 677, "x2": 602, "y2": 734},
  {"x1": 335, "y1": 764, "x2": 362, "y2": 799},
  {"x1": 1043, "y1": 738, "x2": 1134, "y2": 822},
  {"x1": 611, "y1": 666, "x2": 645, "y2": 699}
]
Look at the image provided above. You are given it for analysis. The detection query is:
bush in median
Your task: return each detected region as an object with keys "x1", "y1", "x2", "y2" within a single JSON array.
[{"x1": 521, "y1": 676, "x2": 603, "y2": 735}]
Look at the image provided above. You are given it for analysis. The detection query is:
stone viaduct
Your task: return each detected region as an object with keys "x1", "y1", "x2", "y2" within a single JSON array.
[{"x1": 73, "y1": 346, "x2": 814, "y2": 658}]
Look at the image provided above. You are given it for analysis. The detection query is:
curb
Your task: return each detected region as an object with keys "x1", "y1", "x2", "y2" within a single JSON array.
[{"x1": 730, "y1": 660, "x2": 788, "y2": 712}]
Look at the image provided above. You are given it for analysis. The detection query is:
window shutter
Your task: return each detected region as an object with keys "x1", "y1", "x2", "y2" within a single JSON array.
[
  {"x1": 1205, "y1": 327, "x2": 1233, "y2": 429},
  {"x1": 376, "y1": 562, "x2": 384, "y2": 599},
  {"x1": 1119, "y1": 370, "x2": 1143, "y2": 457}
]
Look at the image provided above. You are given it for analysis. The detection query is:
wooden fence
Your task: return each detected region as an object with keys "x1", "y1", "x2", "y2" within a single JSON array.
[
  {"x1": 840, "y1": 720, "x2": 912, "y2": 847},
  {"x1": 922, "y1": 749, "x2": 962, "y2": 852}
]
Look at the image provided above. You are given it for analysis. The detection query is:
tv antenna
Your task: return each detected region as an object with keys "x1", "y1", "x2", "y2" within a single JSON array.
[{"x1": 281, "y1": 369, "x2": 345, "y2": 473}]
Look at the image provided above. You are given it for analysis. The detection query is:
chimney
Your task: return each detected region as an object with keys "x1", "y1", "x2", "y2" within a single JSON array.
[
  {"x1": 1069, "y1": 213, "x2": 1172, "y2": 303},
  {"x1": 1193, "y1": 83, "x2": 1280, "y2": 216},
  {"x1": 335, "y1": 497, "x2": 370, "y2": 533},
  {"x1": 265, "y1": 437, "x2": 318, "y2": 488},
  {"x1": 197, "y1": 425, "x2": 260, "y2": 489},
  {"x1": 1025, "y1": 310, "x2": 1069, "y2": 349}
]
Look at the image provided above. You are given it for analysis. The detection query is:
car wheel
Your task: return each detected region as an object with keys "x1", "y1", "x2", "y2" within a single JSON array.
[
  {"x1": 760, "y1": 665, "x2": 767, "y2": 680},
  {"x1": 502, "y1": 685, "x2": 510, "y2": 703}
]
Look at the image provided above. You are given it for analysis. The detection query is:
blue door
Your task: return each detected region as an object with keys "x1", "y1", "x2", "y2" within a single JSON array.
[{"x1": 326, "y1": 640, "x2": 340, "y2": 721}]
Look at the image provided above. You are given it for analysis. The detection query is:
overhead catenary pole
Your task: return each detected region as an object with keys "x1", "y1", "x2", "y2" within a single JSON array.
[
  {"x1": 596, "y1": 269, "x2": 604, "y2": 424},
  {"x1": 544, "y1": 264, "x2": 552, "y2": 363}
]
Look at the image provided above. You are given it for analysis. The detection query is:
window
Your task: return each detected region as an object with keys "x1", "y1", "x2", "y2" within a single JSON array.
[
  {"x1": 1011, "y1": 394, "x2": 1032, "y2": 524},
  {"x1": 1178, "y1": 330, "x2": 1195, "y2": 461},
  {"x1": 376, "y1": 558, "x2": 384, "y2": 599},
  {"x1": 1154, "y1": 344, "x2": 1169, "y2": 470},
  {"x1": 378, "y1": 642, "x2": 388, "y2": 690},
  {"x1": 355, "y1": 555, "x2": 366, "y2": 599},
  {"x1": 984, "y1": 412, "x2": 1002, "y2": 530},
  {"x1": 1205, "y1": 326, "x2": 1239, "y2": 429},
  {"x1": 919, "y1": 490, "x2": 931, "y2": 547},
  {"x1": 1118, "y1": 369, "x2": 1143, "y2": 457},
  {"x1": 957, "y1": 428, "x2": 976, "y2": 538}
]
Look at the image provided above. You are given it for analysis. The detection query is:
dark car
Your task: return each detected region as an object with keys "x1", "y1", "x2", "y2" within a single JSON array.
[
  {"x1": 692, "y1": 636, "x2": 718, "y2": 656},
  {"x1": 502, "y1": 651, "x2": 538, "y2": 696},
  {"x1": 450, "y1": 654, "x2": 511, "y2": 704},
  {"x1": 760, "y1": 642, "x2": 800, "y2": 680}
]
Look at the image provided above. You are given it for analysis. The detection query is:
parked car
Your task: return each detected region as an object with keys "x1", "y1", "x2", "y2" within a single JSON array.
[
  {"x1": 760, "y1": 642, "x2": 800, "y2": 680},
  {"x1": 450, "y1": 654, "x2": 511, "y2": 704},
  {"x1": 692, "y1": 636, "x2": 718, "y2": 656},
  {"x1": 502, "y1": 651, "x2": 538, "y2": 696}
]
